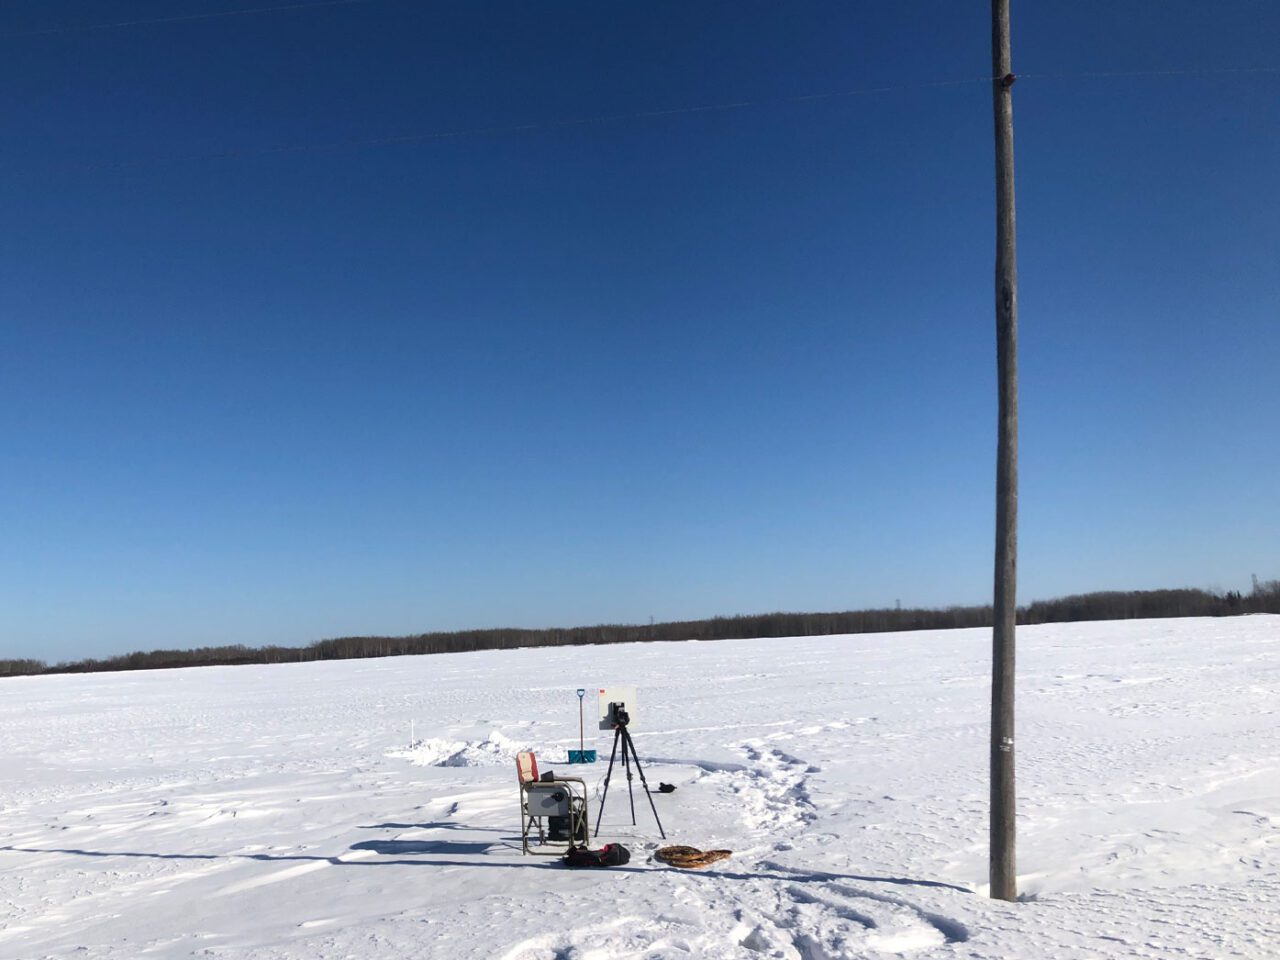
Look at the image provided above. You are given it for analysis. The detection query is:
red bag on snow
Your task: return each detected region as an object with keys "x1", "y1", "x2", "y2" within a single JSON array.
[{"x1": 562, "y1": 844, "x2": 631, "y2": 868}]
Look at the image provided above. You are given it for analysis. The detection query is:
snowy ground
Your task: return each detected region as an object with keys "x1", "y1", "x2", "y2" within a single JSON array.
[{"x1": 2, "y1": 616, "x2": 1278, "y2": 959}]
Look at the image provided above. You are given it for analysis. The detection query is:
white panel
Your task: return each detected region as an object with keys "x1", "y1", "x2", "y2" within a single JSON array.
[{"x1": 597, "y1": 686, "x2": 637, "y2": 730}]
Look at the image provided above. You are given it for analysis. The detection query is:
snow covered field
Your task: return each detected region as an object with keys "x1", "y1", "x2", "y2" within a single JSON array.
[{"x1": 2, "y1": 616, "x2": 1278, "y2": 959}]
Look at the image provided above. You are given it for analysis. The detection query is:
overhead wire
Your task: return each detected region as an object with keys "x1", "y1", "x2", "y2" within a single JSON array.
[
  {"x1": 64, "y1": 64, "x2": 1280, "y2": 172},
  {"x1": 1020, "y1": 65, "x2": 1280, "y2": 81},
  {"x1": 5, "y1": 0, "x2": 1280, "y2": 89},
  {"x1": 0, "y1": 0, "x2": 392, "y2": 39},
  {"x1": 4, "y1": 1, "x2": 1277, "y2": 175},
  {"x1": 80, "y1": 74, "x2": 996, "y2": 171}
]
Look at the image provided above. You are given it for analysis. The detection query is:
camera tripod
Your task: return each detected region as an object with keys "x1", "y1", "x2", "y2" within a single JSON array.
[{"x1": 594, "y1": 705, "x2": 666, "y2": 839}]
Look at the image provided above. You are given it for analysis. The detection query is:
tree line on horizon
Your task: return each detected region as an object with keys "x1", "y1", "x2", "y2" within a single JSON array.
[{"x1": 4, "y1": 580, "x2": 1279, "y2": 679}]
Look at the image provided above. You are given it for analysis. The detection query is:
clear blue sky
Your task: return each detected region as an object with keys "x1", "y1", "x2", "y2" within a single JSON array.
[{"x1": 2, "y1": 1, "x2": 1277, "y2": 663}]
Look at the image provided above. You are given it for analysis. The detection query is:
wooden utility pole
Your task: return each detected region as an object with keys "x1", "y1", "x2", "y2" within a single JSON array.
[{"x1": 989, "y1": 0, "x2": 1019, "y2": 903}]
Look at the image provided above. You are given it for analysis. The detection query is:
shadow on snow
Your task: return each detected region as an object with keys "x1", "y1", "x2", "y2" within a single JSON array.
[{"x1": 1, "y1": 843, "x2": 973, "y2": 898}]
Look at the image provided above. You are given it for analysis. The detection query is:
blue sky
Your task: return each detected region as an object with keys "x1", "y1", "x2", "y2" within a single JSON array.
[{"x1": 2, "y1": 1, "x2": 1277, "y2": 663}]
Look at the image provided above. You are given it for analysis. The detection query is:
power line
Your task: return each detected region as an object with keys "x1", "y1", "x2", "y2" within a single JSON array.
[
  {"x1": 1021, "y1": 65, "x2": 1280, "y2": 81},
  {"x1": 38, "y1": 64, "x2": 1280, "y2": 172},
  {"x1": 81, "y1": 75, "x2": 996, "y2": 171},
  {"x1": 0, "y1": 0, "x2": 392, "y2": 39}
]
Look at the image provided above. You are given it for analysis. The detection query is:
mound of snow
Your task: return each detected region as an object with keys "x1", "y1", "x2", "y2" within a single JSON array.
[{"x1": 389, "y1": 730, "x2": 523, "y2": 768}]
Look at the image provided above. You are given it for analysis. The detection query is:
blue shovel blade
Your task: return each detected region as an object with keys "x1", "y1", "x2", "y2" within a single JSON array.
[{"x1": 567, "y1": 750, "x2": 597, "y2": 763}]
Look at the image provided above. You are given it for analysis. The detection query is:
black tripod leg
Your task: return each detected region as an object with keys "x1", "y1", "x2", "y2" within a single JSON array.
[
  {"x1": 622, "y1": 726, "x2": 666, "y2": 839},
  {"x1": 594, "y1": 726, "x2": 622, "y2": 836},
  {"x1": 621, "y1": 735, "x2": 637, "y2": 825}
]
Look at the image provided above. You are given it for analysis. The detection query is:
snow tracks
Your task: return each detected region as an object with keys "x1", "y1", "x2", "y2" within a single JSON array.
[{"x1": 497, "y1": 735, "x2": 970, "y2": 960}]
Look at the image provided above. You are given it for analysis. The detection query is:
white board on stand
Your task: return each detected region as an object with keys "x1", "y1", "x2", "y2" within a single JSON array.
[{"x1": 597, "y1": 686, "x2": 637, "y2": 730}]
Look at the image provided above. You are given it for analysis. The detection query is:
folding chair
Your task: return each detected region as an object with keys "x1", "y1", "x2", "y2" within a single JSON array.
[{"x1": 517, "y1": 751, "x2": 590, "y2": 855}]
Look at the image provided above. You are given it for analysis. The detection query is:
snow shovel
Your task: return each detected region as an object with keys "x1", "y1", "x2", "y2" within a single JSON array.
[{"x1": 567, "y1": 688, "x2": 597, "y2": 763}]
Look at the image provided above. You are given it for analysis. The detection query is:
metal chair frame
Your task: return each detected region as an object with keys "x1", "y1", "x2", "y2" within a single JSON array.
[{"x1": 517, "y1": 751, "x2": 590, "y2": 856}]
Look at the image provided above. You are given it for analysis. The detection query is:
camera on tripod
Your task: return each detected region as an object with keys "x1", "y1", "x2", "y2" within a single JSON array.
[
  {"x1": 593, "y1": 686, "x2": 666, "y2": 840},
  {"x1": 597, "y1": 687, "x2": 636, "y2": 730}
]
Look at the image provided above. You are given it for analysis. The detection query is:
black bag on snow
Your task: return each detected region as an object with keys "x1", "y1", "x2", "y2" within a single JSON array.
[{"x1": 563, "y1": 843, "x2": 631, "y2": 868}]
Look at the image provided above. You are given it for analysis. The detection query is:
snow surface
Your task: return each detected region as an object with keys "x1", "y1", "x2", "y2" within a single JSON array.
[{"x1": 2, "y1": 616, "x2": 1278, "y2": 959}]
